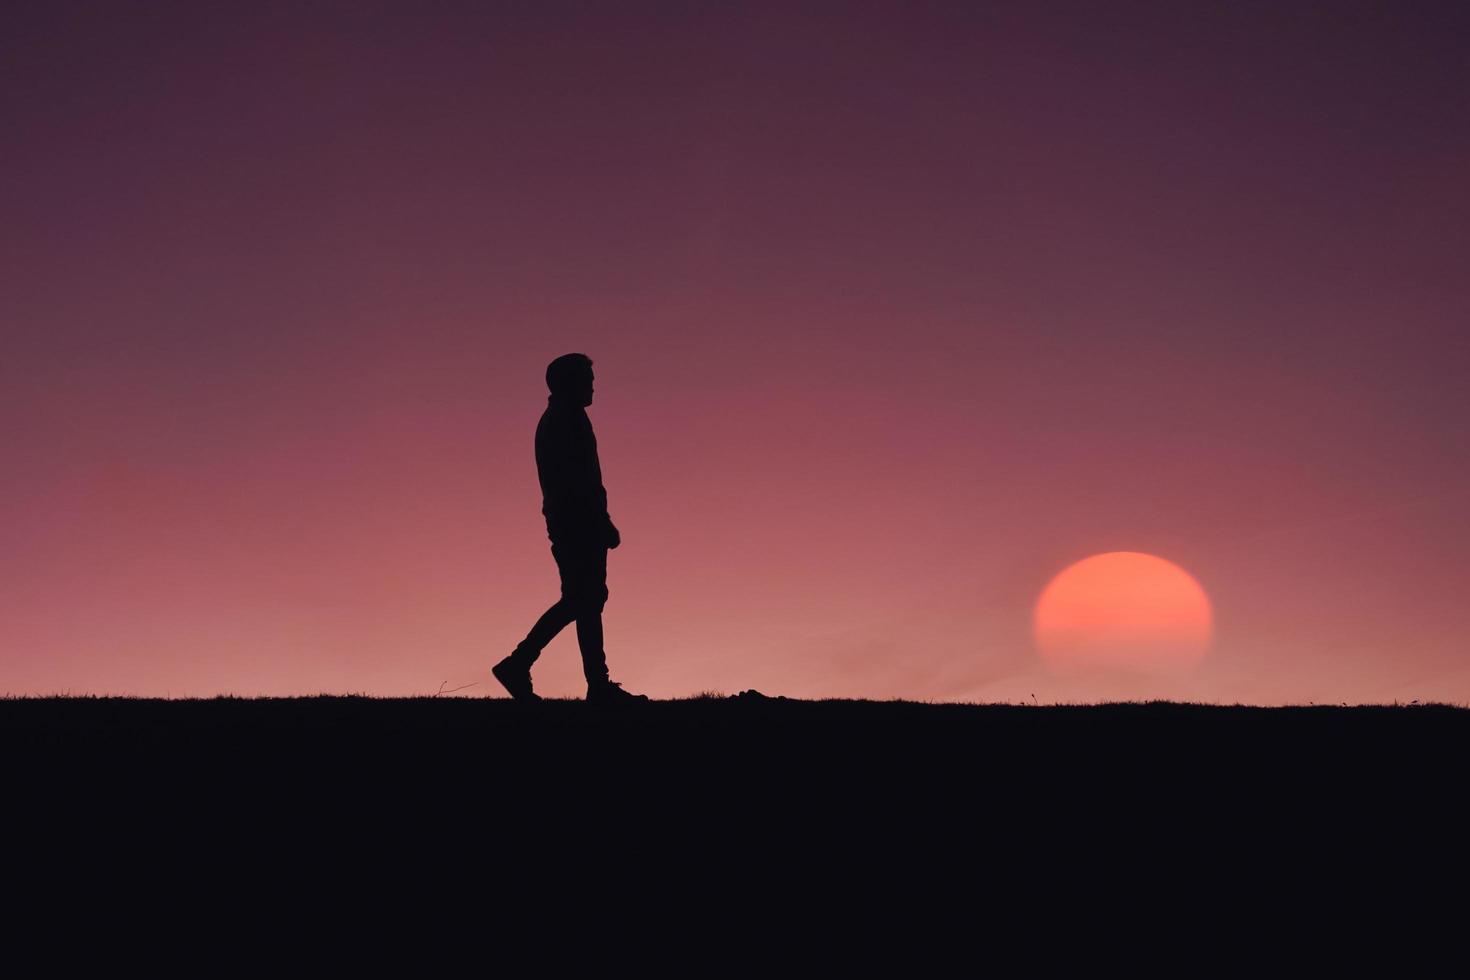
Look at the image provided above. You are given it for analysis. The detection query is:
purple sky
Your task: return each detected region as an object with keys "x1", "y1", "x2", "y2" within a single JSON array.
[{"x1": 3, "y1": 2, "x2": 1468, "y2": 702}]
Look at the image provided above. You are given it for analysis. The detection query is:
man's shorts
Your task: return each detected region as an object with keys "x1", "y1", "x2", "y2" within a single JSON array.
[{"x1": 550, "y1": 540, "x2": 609, "y2": 611}]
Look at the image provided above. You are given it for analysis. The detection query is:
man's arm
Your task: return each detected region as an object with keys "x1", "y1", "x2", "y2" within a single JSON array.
[{"x1": 538, "y1": 413, "x2": 618, "y2": 547}]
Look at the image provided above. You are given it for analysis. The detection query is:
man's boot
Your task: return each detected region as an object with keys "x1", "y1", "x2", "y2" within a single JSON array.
[
  {"x1": 585, "y1": 679, "x2": 649, "y2": 705},
  {"x1": 492, "y1": 654, "x2": 541, "y2": 702}
]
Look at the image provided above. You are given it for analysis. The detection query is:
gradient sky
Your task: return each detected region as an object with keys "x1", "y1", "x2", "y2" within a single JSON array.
[{"x1": 4, "y1": 1, "x2": 1468, "y2": 703}]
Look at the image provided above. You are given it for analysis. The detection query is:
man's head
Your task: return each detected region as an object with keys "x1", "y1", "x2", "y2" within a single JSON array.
[{"x1": 546, "y1": 352, "x2": 594, "y2": 407}]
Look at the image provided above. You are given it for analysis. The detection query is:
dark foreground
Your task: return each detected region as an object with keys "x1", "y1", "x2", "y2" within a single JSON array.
[
  {"x1": 7, "y1": 695, "x2": 1465, "y2": 942},
  {"x1": 9, "y1": 693, "x2": 1465, "y2": 819},
  {"x1": 11, "y1": 693, "x2": 1467, "y2": 780}
]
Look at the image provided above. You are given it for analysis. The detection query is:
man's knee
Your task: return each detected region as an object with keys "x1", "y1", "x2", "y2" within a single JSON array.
[{"x1": 562, "y1": 584, "x2": 608, "y2": 615}]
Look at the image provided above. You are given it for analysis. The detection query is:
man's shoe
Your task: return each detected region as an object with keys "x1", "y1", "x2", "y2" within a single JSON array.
[
  {"x1": 492, "y1": 655, "x2": 541, "y2": 702},
  {"x1": 586, "y1": 680, "x2": 649, "y2": 705}
]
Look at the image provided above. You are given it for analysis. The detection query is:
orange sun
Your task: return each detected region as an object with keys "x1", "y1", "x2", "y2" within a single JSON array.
[{"x1": 1034, "y1": 552, "x2": 1213, "y2": 674}]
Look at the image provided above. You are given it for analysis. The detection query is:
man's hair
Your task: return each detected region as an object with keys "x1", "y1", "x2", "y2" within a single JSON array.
[{"x1": 545, "y1": 352, "x2": 593, "y2": 394}]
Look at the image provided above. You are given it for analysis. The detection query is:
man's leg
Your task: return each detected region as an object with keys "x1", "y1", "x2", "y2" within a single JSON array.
[
  {"x1": 574, "y1": 605, "x2": 610, "y2": 687},
  {"x1": 556, "y1": 541, "x2": 611, "y2": 687},
  {"x1": 508, "y1": 598, "x2": 576, "y2": 669}
]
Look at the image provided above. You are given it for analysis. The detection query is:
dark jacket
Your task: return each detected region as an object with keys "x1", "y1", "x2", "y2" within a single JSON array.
[{"x1": 536, "y1": 394, "x2": 613, "y2": 544}]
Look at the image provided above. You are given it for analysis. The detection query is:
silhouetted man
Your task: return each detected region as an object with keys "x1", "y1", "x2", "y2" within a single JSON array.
[{"x1": 494, "y1": 353, "x2": 648, "y2": 704}]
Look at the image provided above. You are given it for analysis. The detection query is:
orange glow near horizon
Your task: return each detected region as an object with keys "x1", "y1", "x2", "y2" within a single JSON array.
[{"x1": 1034, "y1": 553, "x2": 1213, "y2": 674}]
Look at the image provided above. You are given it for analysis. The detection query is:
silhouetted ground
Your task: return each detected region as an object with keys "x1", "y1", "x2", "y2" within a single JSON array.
[
  {"x1": 10, "y1": 692, "x2": 1464, "y2": 811},
  {"x1": 10, "y1": 692, "x2": 1466, "y2": 772},
  {"x1": 7, "y1": 694, "x2": 1463, "y2": 942}
]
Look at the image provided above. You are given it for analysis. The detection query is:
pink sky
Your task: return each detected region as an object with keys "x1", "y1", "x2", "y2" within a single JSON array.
[{"x1": 4, "y1": 3, "x2": 1468, "y2": 702}]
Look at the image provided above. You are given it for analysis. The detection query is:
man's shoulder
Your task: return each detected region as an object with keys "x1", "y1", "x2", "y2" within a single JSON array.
[
  {"x1": 536, "y1": 405, "x2": 582, "y2": 448},
  {"x1": 539, "y1": 404, "x2": 588, "y2": 428}
]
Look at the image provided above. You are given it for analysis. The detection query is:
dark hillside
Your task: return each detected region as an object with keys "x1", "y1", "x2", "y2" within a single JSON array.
[{"x1": 6, "y1": 695, "x2": 1463, "y2": 930}]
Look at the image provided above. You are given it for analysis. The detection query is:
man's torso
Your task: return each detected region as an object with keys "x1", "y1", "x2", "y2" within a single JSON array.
[{"x1": 536, "y1": 399, "x2": 607, "y2": 544}]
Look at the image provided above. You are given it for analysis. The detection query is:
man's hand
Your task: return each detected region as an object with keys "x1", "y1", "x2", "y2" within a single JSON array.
[{"x1": 604, "y1": 520, "x2": 621, "y2": 550}]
